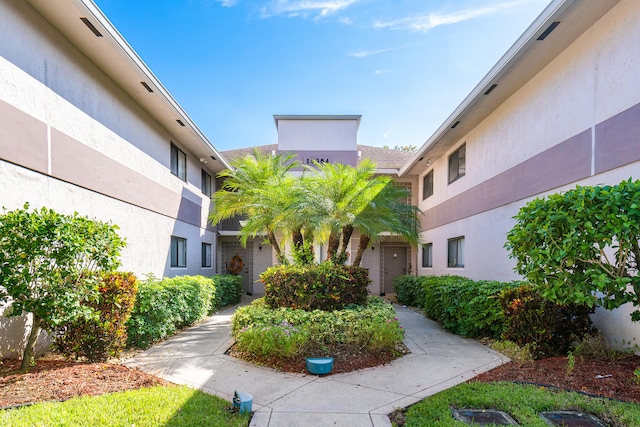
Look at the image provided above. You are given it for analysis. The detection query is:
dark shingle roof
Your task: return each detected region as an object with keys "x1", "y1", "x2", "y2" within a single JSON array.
[{"x1": 220, "y1": 144, "x2": 414, "y2": 171}]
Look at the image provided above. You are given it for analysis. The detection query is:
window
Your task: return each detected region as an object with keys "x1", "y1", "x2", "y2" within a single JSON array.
[
  {"x1": 171, "y1": 236, "x2": 187, "y2": 268},
  {"x1": 447, "y1": 236, "x2": 464, "y2": 268},
  {"x1": 448, "y1": 143, "x2": 466, "y2": 184},
  {"x1": 201, "y1": 242, "x2": 212, "y2": 268},
  {"x1": 171, "y1": 143, "x2": 187, "y2": 181},
  {"x1": 422, "y1": 170, "x2": 433, "y2": 199},
  {"x1": 201, "y1": 169, "x2": 212, "y2": 197},
  {"x1": 421, "y1": 243, "x2": 433, "y2": 268}
]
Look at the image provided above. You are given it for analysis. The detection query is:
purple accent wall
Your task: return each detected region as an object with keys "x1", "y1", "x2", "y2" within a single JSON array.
[
  {"x1": 422, "y1": 130, "x2": 592, "y2": 230},
  {"x1": 50, "y1": 128, "x2": 184, "y2": 220},
  {"x1": 421, "y1": 102, "x2": 640, "y2": 231},
  {"x1": 595, "y1": 102, "x2": 640, "y2": 174},
  {"x1": 0, "y1": 100, "x2": 48, "y2": 173}
]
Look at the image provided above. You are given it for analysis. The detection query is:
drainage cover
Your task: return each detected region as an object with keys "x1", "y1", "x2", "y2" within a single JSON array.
[
  {"x1": 540, "y1": 411, "x2": 608, "y2": 427},
  {"x1": 452, "y1": 409, "x2": 519, "y2": 425}
]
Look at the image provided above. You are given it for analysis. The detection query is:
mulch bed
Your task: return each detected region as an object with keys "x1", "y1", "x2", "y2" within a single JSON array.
[
  {"x1": 0, "y1": 354, "x2": 169, "y2": 409},
  {"x1": 2, "y1": 351, "x2": 639, "y2": 411},
  {"x1": 473, "y1": 354, "x2": 640, "y2": 403}
]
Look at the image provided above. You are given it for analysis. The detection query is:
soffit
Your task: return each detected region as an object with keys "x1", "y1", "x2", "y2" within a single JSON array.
[
  {"x1": 401, "y1": 0, "x2": 621, "y2": 176},
  {"x1": 24, "y1": 0, "x2": 230, "y2": 172}
]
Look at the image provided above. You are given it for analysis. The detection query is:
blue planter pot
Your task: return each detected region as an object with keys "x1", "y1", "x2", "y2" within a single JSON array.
[{"x1": 306, "y1": 357, "x2": 334, "y2": 375}]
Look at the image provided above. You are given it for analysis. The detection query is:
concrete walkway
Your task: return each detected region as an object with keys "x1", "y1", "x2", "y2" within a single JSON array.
[{"x1": 124, "y1": 302, "x2": 509, "y2": 427}]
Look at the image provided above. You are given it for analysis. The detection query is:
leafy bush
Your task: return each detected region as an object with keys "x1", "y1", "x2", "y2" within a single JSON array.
[
  {"x1": 421, "y1": 276, "x2": 519, "y2": 339},
  {"x1": 55, "y1": 272, "x2": 138, "y2": 362},
  {"x1": 499, "y1": 284, "x2": 594, "y2": 359},
  {"x1": 261, "y1": 261, "x2": 369, "y2": 311},
  {"x1": 127, "y1": 274, "x2": 240, "y2": 348},
  {"x1": 393, "y1": 275, "x2": 425, "y2": 307},
  {"x1": 235, "y1": 321, "x2": 308, "y2": 358},
  {"x1": 232, "y1": 297, "x2": 403, "y2": 358},
  {"x1": 505, "y1": 179, "x2": 640, "y2": 320},
  {"x1": 0, "y1": 204, "x2": 125, "y2": 372},
  {"x1": 212, "y1": 274, "x2": 242, "y2": 307}
]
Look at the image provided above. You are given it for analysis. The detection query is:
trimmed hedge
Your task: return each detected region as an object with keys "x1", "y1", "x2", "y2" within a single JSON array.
[
  {"x1": 500, "y1": 284, "x2": 594, "y2": 358},
  {"x1": 394, "y1": 275, "x2": 426, "y2": 307},
  {"x1": 54, "y1": 272, "x2": 138, "y2": 362},
  {"x1": 394, "y1": 275, "x2": 521, "y2": 339},
  {"x1": 126, "y1": 274, "x2": 242, "y2": 349},
  {"x1": 261, "y1": 261, "x2": 370, "y2": 311},
  {"x1": 394, "y1": 275, "x2": 595, "y2": 355}
]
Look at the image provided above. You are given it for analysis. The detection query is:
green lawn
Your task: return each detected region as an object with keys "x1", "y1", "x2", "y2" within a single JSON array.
[
  {"x1": 399, "y1": 382, "x2": 640, "y2": 426},
  {"x1": 0, "y1": 385, "x2": 250, "y2": 427}
]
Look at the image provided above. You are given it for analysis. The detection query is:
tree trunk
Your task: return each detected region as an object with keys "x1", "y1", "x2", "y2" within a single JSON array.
[
  {"x1": 268, "y1": 231, "x2": 283, "y2": 262},
  {"x1": 352, "y1": 234, "x2": 371, "y2": 267},
  {"x1": 20, "y1": 314, "x2": 42, "y2": 373},
  {"x1": 338, "y1": 225, "x2": 354, "y2": 259},
  {"x1": 292, "y1": 228, "x2": 304, "y2": 249},
  {"x1": 327, "y1": 231, "x2": 340, "y2": 260}
]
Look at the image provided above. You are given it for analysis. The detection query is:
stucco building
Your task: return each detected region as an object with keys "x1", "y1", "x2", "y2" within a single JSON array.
[
  {"x1": 1, "y1": 0, "x2": 639, "y2": 354},
  {"x1": 402, "y1": 0, "x2": 640, "y2": 346}
]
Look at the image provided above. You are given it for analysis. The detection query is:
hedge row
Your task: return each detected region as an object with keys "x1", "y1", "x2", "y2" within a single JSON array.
[
  {"x1": 126, "y1": 274, "x2": 242, "y2": 348},
  {"x1": 393, "y1": 275, "x2": 593, "y2": 357}
]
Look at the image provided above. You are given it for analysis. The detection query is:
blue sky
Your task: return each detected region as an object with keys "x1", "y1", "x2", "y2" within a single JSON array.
[{"x1": 93, "y1": 0, "x2": 550, "y2": 152}]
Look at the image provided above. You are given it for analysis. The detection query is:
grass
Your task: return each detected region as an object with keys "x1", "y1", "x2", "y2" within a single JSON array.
[
  {"x1": 0, "y1": 385, "x2": 250, "y2": 427},
  {"x1": 399, "y1": 382, "x2": 640, "y2": 426}
]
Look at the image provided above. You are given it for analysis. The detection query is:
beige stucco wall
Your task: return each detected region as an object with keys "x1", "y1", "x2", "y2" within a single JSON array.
[
  {"x1": 416, "y1": 0, "x2": 640, "y2": 348},
  {"x1": 0, "y1": 0, "x2": 218, "y2": 357}
]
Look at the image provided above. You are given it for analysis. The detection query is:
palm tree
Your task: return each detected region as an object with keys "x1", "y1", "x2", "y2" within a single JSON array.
[
  {"x1": 212, "y1": 152, "x2": 421, "y2": 267},
  {"x1": 351, "y1": 181, "x2": 421, "y2": 266},
  {"x1": 304, "y1": 159, "x2": 421, "y2": 265},
  {"x1": 210, "y1": 149, "x2": 299, "y2": 261}
]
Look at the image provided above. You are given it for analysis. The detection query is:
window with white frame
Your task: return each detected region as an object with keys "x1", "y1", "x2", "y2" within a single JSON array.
[
  {"x1": 422, "y1": 170, "x2": 433, "y2": 200},
  {"x1": 448, "y1": 143, "x2": 465, "y2": 184},
  {"x1": 201, "y1": 169, "x2": 212, "y2": 197},
  {"x1": 447, "y1": 236, "x2": 464, "y2": 268},
  {"x1": 171, "y1": 143, "x2": 187, "y2": 181},
  {"x1": 201, "y1": 242, "x2": 212, "y2": 268},
  {"x1": 171, "y1": 236, "x2": 187, "y2": 268},
  {"x1": 422, "y1": 242, "x2": 433, "y2": 268}
]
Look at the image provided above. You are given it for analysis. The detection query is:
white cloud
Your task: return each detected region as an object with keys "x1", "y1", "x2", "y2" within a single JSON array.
[
  {"x1": 260, "y1": 0, "x2": 361, "y2": 19},
  {"x1": 375, "y1": 69, "x2": 389, "y2": 75},
  {"x1": 215, "y1": 0, "x2": 238, "y2": 6},
  {"x1": 373, "y1": 1, "x2": 527, "y2": 32},
  {"x1": 349, "y1": 47, "x2": 397, "y2": 58}
]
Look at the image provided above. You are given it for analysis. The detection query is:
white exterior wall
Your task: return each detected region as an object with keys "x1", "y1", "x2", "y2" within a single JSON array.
[
  {"x1": 0, "y1": 0, "x2": 217, "y2": 277},
  {"x1": 416, "y1": 0, "x2": 640, "y2": 348},
  {"x1": 0, "y1": 0, "x2": 219, "y2": 357},
  {"x1": 277, "y1": 119, "x2": 358, "y2": 151}
]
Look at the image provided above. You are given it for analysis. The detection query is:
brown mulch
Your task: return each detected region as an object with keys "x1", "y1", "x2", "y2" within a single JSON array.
[
  {"x1": 473, "y1": 354, "x2": 640, "y2": 404},
  {"x1": 2, "y1": 350, "x2": 639, "y2": 410},
  {"x1": 226, "y1": 342, "x2": 410, "y2": 375},
  {"x1": 0, "y1": 354, "x2": 170, "y2": 409}
]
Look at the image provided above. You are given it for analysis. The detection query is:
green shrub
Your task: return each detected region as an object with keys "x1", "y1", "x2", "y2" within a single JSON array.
[
  {"x1": 126, "y1": 275, "x2": 211, "y2": 348},
  {"x1": 232, "y1": 297, "x2": 403, "y2": 358},
  {"x1": 54, "y1": 272, "x2": 138, "y2": 362},
  {"x1": 261, "y1": 261, "x2": 369, "y2": 311},
  {"x1": 421, "y1": 276, "x2": 519, "y2": 339},
  {"x1": 393, "y1": 275, "x2": 425, "y2": 307},
  {"x1": 499, "y1": 284, "x2": 594, "y2": 359},
  {"x1": 235, "y1": 321, "x2": 309, "y2": 358},
  {"x1": 126, "y1": 274, "x2": 243, "y2": 348},
  {"x1": 212, "y1": 274, "x2": 242, "y2": 307}
]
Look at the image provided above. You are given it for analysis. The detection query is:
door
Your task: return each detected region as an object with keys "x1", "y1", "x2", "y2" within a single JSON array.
[
  {"x1": 383, "y1": 246, "x2": 408, "y2": 295},
  {"x1": 222, "y1": 243, "x2": 252, "y2": 295}
]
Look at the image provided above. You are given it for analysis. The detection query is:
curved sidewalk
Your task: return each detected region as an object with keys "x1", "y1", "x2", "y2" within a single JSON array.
[{"x1": 124, "y1": 302, "x2": 509, "y2": 427}]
